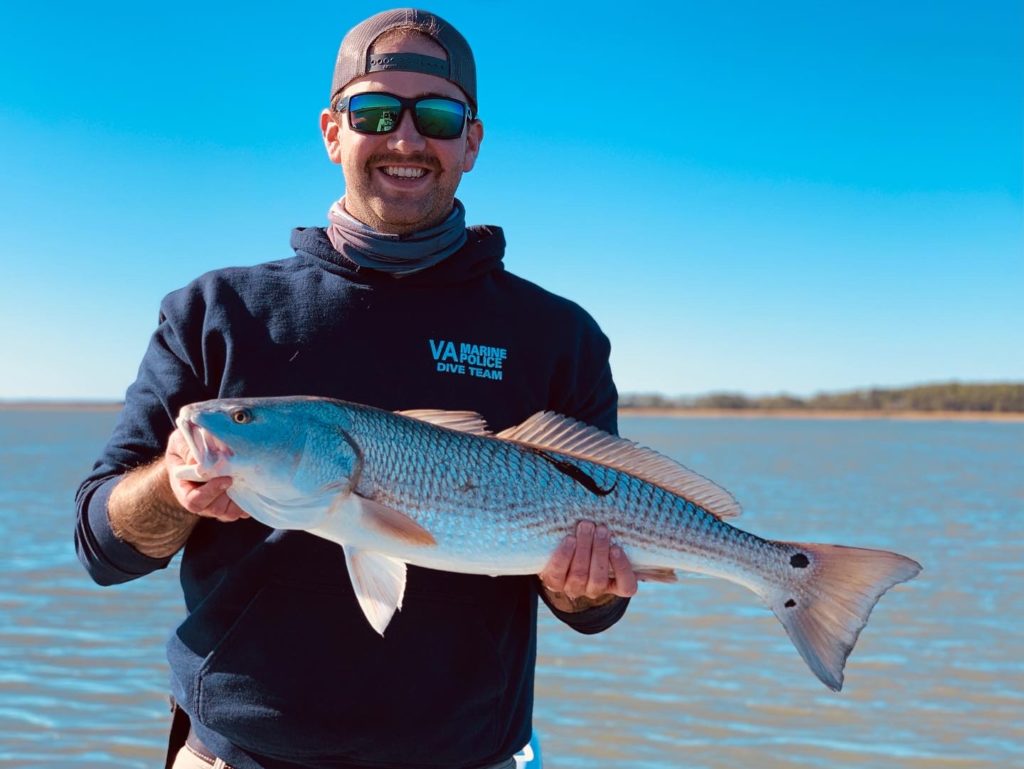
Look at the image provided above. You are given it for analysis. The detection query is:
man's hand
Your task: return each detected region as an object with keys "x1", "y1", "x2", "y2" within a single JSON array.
[
  {"x1": 108, "y1": 427, "x2": 252, "y2": 559},
  {"x1": 538, "y1": 521, "x2": 638, "y2": 613},
  {"x1": 165, "y1": 428, "x2": 249, "y2": 522}
]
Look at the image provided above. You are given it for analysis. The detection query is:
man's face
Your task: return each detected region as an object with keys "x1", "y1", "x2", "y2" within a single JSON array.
[{"x1": 320, "y1": 34, "x2": 483, "y2": 235}]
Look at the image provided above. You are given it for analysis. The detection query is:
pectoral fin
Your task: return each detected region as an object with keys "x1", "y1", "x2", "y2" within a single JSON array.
[
  {"x1": 343, "y1": 546, "x2": 407, "y2": 636},
  {"x1": 356, "y1": 494, "x2": 437, "y2": 546}
]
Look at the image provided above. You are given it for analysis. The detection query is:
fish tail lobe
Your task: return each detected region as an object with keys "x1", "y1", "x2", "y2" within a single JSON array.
[{"x1": 766, "y1": 542, "x2": 921, "y2": 691}]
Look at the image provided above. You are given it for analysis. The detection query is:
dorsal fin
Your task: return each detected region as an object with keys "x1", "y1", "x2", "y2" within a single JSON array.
[
  {"x1": 496, "y1": 412, "x2": 742, "y2": 518},
  {"x1": 396, "y1": 409, "x2": 492, "y2": 436}
]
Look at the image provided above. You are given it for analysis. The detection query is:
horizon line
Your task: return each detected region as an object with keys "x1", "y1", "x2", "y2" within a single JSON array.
[{"x1": 2, "y1": 379, "x2": 1021, "y2": 408}]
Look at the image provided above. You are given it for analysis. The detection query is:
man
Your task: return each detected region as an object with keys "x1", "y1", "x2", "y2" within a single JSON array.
[{"x1": 75, "y1": 9, "x2": 636, "y2": 769}]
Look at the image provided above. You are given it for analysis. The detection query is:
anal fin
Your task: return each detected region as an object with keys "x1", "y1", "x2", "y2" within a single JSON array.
[
  {"x1": 343, "y1": 546, "x2": 408, "y2": 636},
  {"x1": 634, "y1": 567, "x2": 678, "y2": 583}
]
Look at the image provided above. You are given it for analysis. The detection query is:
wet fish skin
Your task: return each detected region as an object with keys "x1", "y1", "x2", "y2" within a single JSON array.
[{"x1": 175, "y1": 395, "x2": 922, "y2": 691}]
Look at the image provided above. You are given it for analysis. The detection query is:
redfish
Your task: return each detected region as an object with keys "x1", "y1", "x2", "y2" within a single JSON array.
[{"x1": 175, "y1": 396, "x2": 921, "y2": 691}]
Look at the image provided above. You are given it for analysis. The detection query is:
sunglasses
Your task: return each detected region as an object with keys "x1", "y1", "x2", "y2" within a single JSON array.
[{"x1": 335, "y1": 92, "x2": 472, "y2": 140}]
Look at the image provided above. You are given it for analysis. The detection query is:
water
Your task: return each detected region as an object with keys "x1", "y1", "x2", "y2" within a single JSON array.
[{"x1": 1, "y1": 411, "x2": 1021, "y2": 768}]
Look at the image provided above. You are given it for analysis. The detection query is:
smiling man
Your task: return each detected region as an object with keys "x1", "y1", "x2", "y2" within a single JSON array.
[
  {"x1": 76, "y1": 9, "x2": 634, "y2": 769},
  {"x1": 324, "y1": 27, "x2": 482, "y2": 234}
]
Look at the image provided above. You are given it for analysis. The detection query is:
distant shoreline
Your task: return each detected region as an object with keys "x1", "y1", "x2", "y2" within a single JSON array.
[
  {"x1": 1, "y1": 401, "x2": 1021, "y2": 423},
  {"x1": 619, "y1": 407, "x2": 1024, "y2": 422}
]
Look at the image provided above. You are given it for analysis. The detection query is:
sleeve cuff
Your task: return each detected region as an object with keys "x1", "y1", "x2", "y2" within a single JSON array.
[{"x1": 540, "y1": 592, "x2": 630, "y2": 635}]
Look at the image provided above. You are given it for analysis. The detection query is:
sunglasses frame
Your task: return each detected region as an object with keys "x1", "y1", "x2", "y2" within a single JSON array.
[{"x1": 334, "y1": 92, "x2": 473, "y2": 140}]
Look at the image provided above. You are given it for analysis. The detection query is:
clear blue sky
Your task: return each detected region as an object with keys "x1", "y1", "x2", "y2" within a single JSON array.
[{"x1": 1, "y1": 0, "x2": 1021, "y2": 399}]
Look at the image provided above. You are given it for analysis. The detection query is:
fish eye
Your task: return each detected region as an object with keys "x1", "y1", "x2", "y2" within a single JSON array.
[{"x1": 231, "y1": 408, "x2": 253, "y2": 425}]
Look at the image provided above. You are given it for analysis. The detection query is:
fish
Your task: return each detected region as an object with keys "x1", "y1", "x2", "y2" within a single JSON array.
[{"x1": 174, "y1": 395, "x2": 922, "y2": 691}]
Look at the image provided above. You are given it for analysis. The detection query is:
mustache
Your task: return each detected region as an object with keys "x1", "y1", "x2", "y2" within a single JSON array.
[{"x1": 366, "y1": 153, "x2": 442, "y2": 172}]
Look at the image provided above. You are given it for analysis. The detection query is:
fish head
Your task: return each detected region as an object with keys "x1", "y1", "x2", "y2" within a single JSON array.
[{"x1": 176, "y1": 397, "x2": 363, "y2": 529}]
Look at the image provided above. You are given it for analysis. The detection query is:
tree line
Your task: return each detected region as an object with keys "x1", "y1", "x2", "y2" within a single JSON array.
[{"x1": 620, "y1": 382, "x2": 1024, "y2": 413}]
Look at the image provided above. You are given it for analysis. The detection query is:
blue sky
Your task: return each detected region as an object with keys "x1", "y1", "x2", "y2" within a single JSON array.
[{"x1": 1, "y1": 0, "x2": 1021, "y2": 399}]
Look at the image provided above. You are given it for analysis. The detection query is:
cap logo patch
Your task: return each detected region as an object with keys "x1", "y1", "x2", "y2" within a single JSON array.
[{"x1": 366, "y1": 52, "x2": 449, "y2": 78}]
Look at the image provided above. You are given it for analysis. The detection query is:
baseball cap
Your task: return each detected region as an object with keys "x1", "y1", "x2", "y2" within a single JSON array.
[{"x1": 331, "y1": 9, "x2": 477, "y2": 113}]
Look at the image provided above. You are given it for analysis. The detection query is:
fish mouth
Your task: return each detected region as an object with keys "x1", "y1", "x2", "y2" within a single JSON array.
[{"x1": 176, "y1": 408, "x2": 234, "y2": 478}]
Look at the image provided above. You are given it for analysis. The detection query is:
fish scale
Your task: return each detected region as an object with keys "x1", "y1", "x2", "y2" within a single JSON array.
[
  {"x1": 344, "y1": 404, "x2": 858, "y2": 587},
  {"x1": 343, "y1": 403, "x2": 822, "y2": 579},
  {"x1": 352, "y1": 414, "x2": 589, "y2": 551},
  {"x1": 176, "y1": 395, "x2": 922, "y2": 690}
]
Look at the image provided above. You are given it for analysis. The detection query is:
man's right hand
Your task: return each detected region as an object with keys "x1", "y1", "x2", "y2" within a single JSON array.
[{"x1": 165, "y1": 428, "x2": 250, "y2": 523}]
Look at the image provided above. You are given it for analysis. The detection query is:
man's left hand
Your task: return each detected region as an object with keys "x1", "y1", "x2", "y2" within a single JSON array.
[{"x1": 538, "y1": 521, "x2": 638, "y2": 612}]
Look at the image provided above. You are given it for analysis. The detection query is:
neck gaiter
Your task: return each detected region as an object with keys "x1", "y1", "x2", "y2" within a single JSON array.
[{"x1": 326, "y1": 197, "x2": 467, "y2": 276}]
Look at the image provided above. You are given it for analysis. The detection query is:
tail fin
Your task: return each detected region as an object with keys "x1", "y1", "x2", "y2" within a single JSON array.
[{"x1": 766, "y1": 542, "x2": 921, "y2": 691}]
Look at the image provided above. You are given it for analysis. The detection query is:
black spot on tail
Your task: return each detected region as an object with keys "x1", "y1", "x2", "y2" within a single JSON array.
[
  {"x1": 785, "y1": 599, "x2": 797, "y2": 608},
  {"x1": 790, "y1": 553, "x2": 810, "y2": 568}
]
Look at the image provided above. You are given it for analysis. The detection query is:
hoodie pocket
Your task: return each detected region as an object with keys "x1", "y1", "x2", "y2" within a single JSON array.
[{"x1": 194, "y1": 570, "x2": 522, "y2": 766}]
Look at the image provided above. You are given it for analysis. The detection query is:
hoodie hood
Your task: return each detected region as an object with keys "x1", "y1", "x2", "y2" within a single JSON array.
[{"x1": 291, "y1": 225, "x2": 506, "y2": 288}]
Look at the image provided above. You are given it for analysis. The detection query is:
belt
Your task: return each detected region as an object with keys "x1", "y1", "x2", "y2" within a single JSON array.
[
  {"x1": 185, "y1": 728, "x2": 234, "y2": 769},
  {"x1": 184, "y1": 727, "x2": 517, "y2": 769}
]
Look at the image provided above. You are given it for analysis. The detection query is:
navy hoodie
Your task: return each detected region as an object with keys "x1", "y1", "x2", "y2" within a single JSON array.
[{"x1": 75, "y1": 225, "x2": 626, "y2": 769}]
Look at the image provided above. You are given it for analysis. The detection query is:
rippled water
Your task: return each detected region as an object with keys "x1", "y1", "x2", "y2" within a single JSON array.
[{"x1": 1, "y1": 411, "x2": 1021, "y2": 768}]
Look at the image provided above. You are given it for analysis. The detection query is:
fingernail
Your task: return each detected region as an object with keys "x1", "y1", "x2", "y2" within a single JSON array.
[
  {"x1": 596, "y1": 525, "x2": 609, "y2": 541},
  {"x1": 564, "y1": 535, "x2": 577, "y2": 548},
  {"x1": 578, "y1": 521, "x2": 594, "y2": 536}
]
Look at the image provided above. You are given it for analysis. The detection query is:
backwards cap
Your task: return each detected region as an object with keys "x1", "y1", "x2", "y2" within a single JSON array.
[{"x1": 331, "y1": 9, "x2": 477, "y2": 113}]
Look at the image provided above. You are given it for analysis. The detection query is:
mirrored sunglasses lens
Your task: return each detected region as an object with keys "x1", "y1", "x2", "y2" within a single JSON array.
[
  {"x1": 348, "y1": 94, "x2": 403, "y2": 134},
  {"x1": 414, "y1": 98, "x2": 466, "y2": 139}
]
